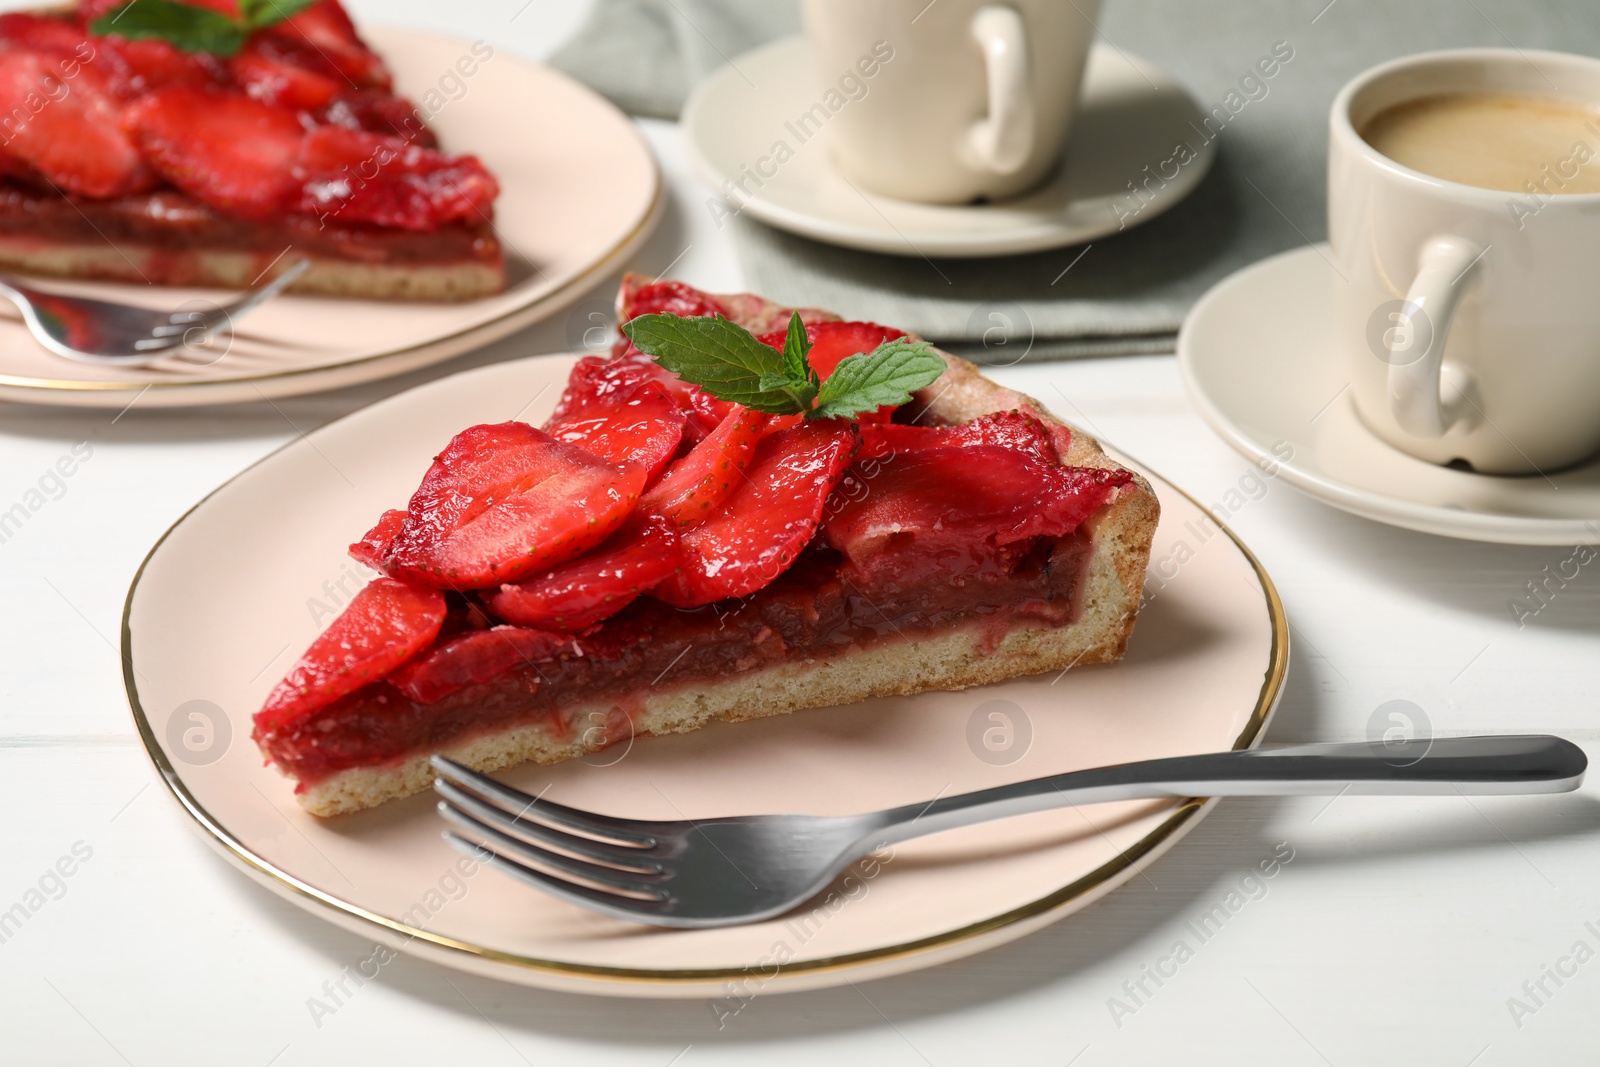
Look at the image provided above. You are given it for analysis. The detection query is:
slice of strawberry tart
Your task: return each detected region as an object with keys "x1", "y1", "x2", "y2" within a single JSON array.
[
  {"x1": 253, "y1": 277, "x2": 1160, "y2": 815},
  {"x1": 0, "y1": 1, "x2": 502, "y2": 300}
]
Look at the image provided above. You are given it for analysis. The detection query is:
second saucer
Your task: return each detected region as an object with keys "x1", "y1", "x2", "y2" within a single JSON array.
[{"x1": 683, "y1": 38, "x2": 1215, "y2": 258}]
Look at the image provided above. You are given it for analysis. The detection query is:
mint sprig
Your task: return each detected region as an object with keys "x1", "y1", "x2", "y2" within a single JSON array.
[
  {"x1": 90, "y1": 0, "x2": 323, "y2": 56},
  {"x1": 621, "y1": 312, "x2": 945, "y2": 420},
  {"x1": 813, "y1": 339, "x2": 945, "y2": 419}
]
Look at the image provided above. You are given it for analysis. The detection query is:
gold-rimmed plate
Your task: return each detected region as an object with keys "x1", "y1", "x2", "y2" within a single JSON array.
[
  {"x1": 121, "y1": 354, "x2": 1287, "y2": 996},
  {"x1": 0, "y1": 29, "x2": 661, "y2": 409}
]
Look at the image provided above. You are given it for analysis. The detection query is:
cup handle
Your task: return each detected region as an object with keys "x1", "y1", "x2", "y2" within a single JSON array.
[
  {"x1": 964, "y1": 5, "x2": 1034, "y2": 176},
  {"x1": 1387, "y1": 236, "x2": 1483, "y2": 439}
]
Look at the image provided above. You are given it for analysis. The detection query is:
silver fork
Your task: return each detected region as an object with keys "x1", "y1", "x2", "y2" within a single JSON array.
[
  {"x1": 0, "y1": 258, "x2": 310, "y2": 366},
  {"x1": 433, "y1": 734, "x2": 1586, "y2": 928}
]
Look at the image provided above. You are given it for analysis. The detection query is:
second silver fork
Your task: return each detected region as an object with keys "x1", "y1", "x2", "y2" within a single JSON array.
[{"x1": 0, "y1": 258, "x2": 309, "y2": 366}]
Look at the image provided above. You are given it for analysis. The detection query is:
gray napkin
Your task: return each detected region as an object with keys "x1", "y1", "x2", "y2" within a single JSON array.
[
  {"x1": 555, "y1": 0, "x2": 1599, "y2": 360},
  {"x1": 550, "y1": 0, "x2": 798, "y2": 120}
]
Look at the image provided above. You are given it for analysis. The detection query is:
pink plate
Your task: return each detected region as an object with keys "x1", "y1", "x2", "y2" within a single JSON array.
[
  {"x1": 122, "y1": 354, "x2": 1287, "y2": 997},
  {"x1": 0, "y1": 29, "x2": 661, "y2": 408}
]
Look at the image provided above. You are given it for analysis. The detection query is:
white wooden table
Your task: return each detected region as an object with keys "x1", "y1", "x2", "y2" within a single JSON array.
[{"x1": 3, "y1": 3, "x2": 1598, "y2": 1064}]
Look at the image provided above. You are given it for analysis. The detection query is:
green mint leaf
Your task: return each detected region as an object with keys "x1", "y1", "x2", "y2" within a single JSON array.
[
  {"x1": 812, "y1": 339, "x2": 946, "y2": 420},
  {"x1": 238, "y1": 0, "x2": 322, "y2": 28},
  {"x1": 91, "y1": 0, "x2": 320, "y2": 53},
  {"x1": 91, "y1": 1, "x2": 247, "y2": 53},
  {"x1": 756, "y1": 372, "x2": 817, "y2": 412},
  {"x1": 621, "y1": 314, "x2": 806, "y2": 414},
  {"x1": 780, "y1": 312, "x2": 817, "y2": 389}
]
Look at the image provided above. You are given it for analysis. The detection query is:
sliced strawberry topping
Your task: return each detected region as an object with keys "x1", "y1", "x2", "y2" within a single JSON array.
[
  {"x1": 545, "y1": 380, "x2": 685, "y2": 485},
  {"x1": 231, "y1": 33, "x2": 344, "y2": 110},
  {"x1": 122, "y1": 87, "x2": 303, "y2": 216},
  {"x1": 859, "y1": 410, "x2": 1059, "y2": 465},
  {"x1": 0, "y1": 13, "x2": 90, "y2": 55},
  {"x1": 640, "y1": 405, "x2": 770, "y2": 528},
  {"x1": 488, "y1": 514, "x2": 685, "y2": 631},
  {"x1": 321, "y1": 89, "x2": 434, "y2": 146},
  {"x1": 651, "y1": 419, "x2": 857, "y2": 608},
  {"x1": 384, "y1": 421, "x2": 646, "y2": 590},
  {"x1": 294, "y1": 124, "x2": 499, "y2": 230},
  {"x1": 389, "y1": 625, "x2": 572, "y2": 704},
  {"x1": 349, "y1": 508, "x2": 406, "y2": 569},
  {"x1": 0, "y1": 47, "x2": 152, "y2": 198},
  {"x1": 659, "y1": 377, "x2": 732, "y2": 441},
  {"x1": 613, "y1": 281, "x2": 734, "y2": 369},
  {"x1": 95, "y1": 36, "x2": 229, "y2": 98},
  {"x1": 620, "y1": 279, "x2": 727, "y2": 321},
  {"x1": 255, "y1": 576, "x2": 445, "y2": 733},
  {"x1": 264, "y1": 0, "x2": 390, "y2": 90},
  {"x1": 549, "y1": 355, "x2": 656, "y2": 423},
  {"x1": 823, "y1": 446, "x2": 1131, "y2": 565},
  {"x1": 553, "y1": 353, "x2": 730, "y2": 443}
]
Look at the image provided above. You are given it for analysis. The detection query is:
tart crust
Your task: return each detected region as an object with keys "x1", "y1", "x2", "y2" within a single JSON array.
[
  {"x1": 282, "y1": 283, "x2": 1158, "y2": 816},
  {"x1": 0, "y1": 233, "x2": 505, "y2": 301}
]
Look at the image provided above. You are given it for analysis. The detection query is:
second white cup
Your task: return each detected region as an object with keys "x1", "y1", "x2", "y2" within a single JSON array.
[{"x1": 801, "y1": 0, "x2": 1099, "y2": 205}]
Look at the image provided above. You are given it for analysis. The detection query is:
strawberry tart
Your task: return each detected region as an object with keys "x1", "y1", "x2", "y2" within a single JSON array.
[
  {"x1": 254, "y1": 277, "x2": 1160, "y2": 815},
  {"x1": 0, "y1": 1, "x2": 502, "y2": 300}
]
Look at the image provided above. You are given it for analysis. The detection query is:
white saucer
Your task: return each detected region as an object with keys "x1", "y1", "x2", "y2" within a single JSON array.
[
  {"x1": 1179, "y1": 245, "x2": 1600, "y2": 545},
  {"x1": 682, "y1": 38, "x2": 1214, "y2": 258}
]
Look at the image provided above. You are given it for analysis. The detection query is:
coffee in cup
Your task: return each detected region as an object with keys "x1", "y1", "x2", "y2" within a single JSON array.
[
  {"x1": 1329, "y1": 49, "x2": 1600, "y2": 475},
  {"x1": 1360, "y1": 91, "x2": 1600, "y2": 195}
]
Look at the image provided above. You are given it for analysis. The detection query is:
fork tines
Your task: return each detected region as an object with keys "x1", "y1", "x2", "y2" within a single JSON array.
[{"x1": 430, "y1": 756, "x2": 675, "y2": 918}]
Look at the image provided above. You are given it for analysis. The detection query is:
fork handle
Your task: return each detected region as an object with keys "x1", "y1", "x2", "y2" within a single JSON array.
[{"x1": 864, "y1": 736, "x2": 1586, "y2": 846}]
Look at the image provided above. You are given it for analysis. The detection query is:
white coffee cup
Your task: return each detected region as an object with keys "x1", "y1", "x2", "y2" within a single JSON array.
[
  {"x1": 800, "y1": 0, "x2": 1099, "y2": 204},
  {"x1": 1329, "y1": 49, "x2": 1600, "y2": 475}
]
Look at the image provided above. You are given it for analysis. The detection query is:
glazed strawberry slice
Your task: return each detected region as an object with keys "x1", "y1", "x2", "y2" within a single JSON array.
[
  {"x1": 0, "y1": 13, "x2": 89, "y2": 55},
  {"x1": 36, "y1": 4, "x2": 229, "y2": 95},
  {"x1": 545, "y1": 380, "x2": 685, "y2": 485},
  {"x1": 639, "y1": 405, "x2": 770, "y2": 528},
  {"x1": 231, "y1": 34, "x2": 344, "y2": 111},
  {"x1": 384, "y1": 421, "x2": 646, "y2": 590},
  {"x1": 321, "y1": 89, "x2": 435, "y2": 146},
  {"x1": 255, "y1": 576, "x2": 445, "y2": 733},
  {"x1": 390, "y1": 625, "x2": 573, "y2": 704},
  {"x1": 488, "y1": 514, "x2": 684, "y2": 631},
  {"x1": 553, "y1": 353, "x2": 730, "y2": 444},
  {"x1": 823, "y1": 445, "x2": 1132, "y2": 564},
  {"x1": 294, "y1": 124, "x2": 500, "y2": 230},
  {"x1": 858, "y1": 410, "x2": 1060, "y2": 465},
  {"x1": 611, "y1": 283, "x2": 740, "y2": 437},
  {"x1": 619, "y1": 279, "x2": 728, "y2": 322},
  {"x1": 265, "y1": 0, "x2": 391, "y2": 90},
  {"x1": 548, "y1": 355, "x2": 656, "y2": 423},
  {"x1": 0, "y1": 48, "x2": 152, "y2": 198},
  {"x1": 349, "y1": 508, "x2": 406, "y2": 569},
  {"x1": 96, "y1": 36, "x2": 229, "y2": 98},
  {"x1": 651, "y1": 419, "x2": 857, "y2": 608},
  {"x1": 122, "y1": 87, "x2": 304, "y2": 217}
]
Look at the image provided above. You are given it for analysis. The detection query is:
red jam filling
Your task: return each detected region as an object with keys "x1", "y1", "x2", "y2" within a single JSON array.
[{"x1": 255, "y1": 533, "x2": 1096, "y2": 786}]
